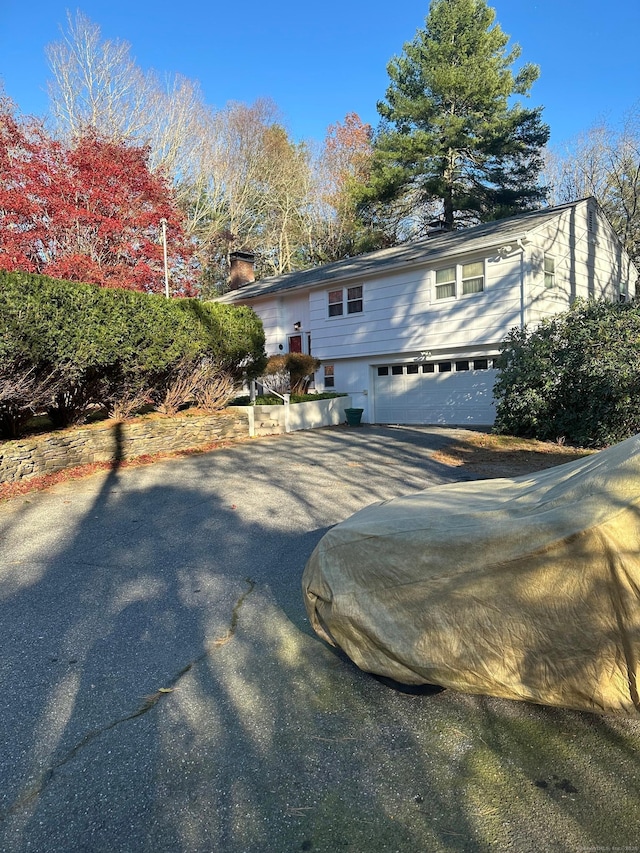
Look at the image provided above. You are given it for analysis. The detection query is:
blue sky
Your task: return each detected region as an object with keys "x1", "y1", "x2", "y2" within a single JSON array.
[{"x1": 1, "y1": 0, "x2": 638, "y2": 149}]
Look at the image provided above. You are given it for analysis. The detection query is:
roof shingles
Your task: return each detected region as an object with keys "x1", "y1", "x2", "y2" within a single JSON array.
[{"x1": 217, "y1": 200, "x2": 587, "y2": 302}]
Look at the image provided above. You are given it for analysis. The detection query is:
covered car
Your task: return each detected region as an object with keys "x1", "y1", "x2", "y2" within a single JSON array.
[{"x1": 302, "y1": 434, "x2": 640, "y2": 716}]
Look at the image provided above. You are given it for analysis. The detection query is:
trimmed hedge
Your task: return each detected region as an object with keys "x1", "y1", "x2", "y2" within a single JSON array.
[{"x1": 0, "y1": 270, "x2": 266, "y2": 438}]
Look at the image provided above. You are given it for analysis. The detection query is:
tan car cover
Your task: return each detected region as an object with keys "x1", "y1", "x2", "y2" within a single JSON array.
[{"x1": 302, "y1": 434, "x2": 640, "y2": 716}]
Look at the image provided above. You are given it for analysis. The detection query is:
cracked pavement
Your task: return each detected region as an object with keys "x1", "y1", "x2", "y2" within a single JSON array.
[{"x1": 1, "y1": 425, "x2": 639, "y2": 853}]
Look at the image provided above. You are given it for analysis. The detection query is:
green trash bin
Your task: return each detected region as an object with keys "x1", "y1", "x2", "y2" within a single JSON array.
[{"x1": 345, "y1": 407, "x2": 364, "y2": 426}]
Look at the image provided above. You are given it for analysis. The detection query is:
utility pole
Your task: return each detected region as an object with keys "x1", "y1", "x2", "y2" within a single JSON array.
[{"x1": 160, "y1": 218, "x2": 169, "y2": 298}]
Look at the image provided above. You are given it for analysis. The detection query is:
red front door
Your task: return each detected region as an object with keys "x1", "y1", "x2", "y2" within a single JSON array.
[{"x1": 288, "y1": 335, "x2": 302, "y2": 353}]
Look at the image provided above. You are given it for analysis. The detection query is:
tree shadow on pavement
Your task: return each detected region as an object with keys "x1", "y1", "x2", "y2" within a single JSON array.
[{"x1": 0, "y1": 425, "x2": 638, "y2": 852}]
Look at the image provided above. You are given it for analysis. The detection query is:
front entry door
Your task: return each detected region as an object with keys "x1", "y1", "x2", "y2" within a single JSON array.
[{"x1": 288, "y1": 335, "x2": 302, "y2": 353}]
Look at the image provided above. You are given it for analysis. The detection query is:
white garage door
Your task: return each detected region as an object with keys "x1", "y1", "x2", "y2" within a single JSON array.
[{"x1": 373, "y1": 358, "x2": 497, "y2": 425}]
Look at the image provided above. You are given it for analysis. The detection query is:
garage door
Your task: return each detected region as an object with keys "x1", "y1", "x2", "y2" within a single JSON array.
[{"x1": 373, "y1": 358, "x2": 497, "y2": 425}]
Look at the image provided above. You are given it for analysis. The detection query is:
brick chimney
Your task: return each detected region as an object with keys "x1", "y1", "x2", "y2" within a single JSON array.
[{"x1": 229, "y1": 251, "x2": 255, "y2": 290}]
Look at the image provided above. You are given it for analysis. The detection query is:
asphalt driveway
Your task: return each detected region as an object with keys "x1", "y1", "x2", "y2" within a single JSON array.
[{"x1": 0, "y1": 425, "x2": 639, "y2": 852}]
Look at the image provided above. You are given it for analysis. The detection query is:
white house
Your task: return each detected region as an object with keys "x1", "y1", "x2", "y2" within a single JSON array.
[{"x1": 218, "y1": 198, "x2": 638, "y2": 426}]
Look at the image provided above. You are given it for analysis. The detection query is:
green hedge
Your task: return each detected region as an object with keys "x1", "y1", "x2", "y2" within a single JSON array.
[
  {"x1": 0, "y1": 270, "x2": 266, "y2": 437},
  {"x1": 493, "y1": 299, "x2": 640, "y2": 447}
]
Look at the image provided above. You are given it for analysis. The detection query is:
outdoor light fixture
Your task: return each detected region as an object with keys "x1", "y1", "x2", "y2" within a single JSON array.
[{"x1": 293, "y1": 321, "x2": 302, "y2": 331}]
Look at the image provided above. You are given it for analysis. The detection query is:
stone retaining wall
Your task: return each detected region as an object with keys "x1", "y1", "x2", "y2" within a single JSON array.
[
  {"x1": 0, "y1": 411, "x2": 249, "y2": 484},
  {"x1": 0, "y1": 397, "x2": 355, "y2": 484}
]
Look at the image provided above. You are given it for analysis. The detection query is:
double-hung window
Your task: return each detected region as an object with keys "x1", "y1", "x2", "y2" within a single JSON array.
[
  {"x1": 328, "y1": 289, "x2": 343, "y2": 316},
  {"x1": 347, "y1": 285, "x2": 363, "y2": 313},
  {"x1": 434, "y1": 261, "x2": 485, "y2": 299},
  {"x1": 462, "y1": 261, "x2": 484, "y2": 294},
  {"x1": 435, "y1": 267, "x2": 456, "y2": 299},
  {"x1": 544, "y1": 254, "x2": 555, "y2": 289},
  {"x1": 327, "y1": 285, "x2": 363, "y2": 317}
]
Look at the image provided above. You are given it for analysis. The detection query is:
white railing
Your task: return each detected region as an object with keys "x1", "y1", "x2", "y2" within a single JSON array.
[{"x1": 251, "y1": 379, "x2": 291, "y2": 432}]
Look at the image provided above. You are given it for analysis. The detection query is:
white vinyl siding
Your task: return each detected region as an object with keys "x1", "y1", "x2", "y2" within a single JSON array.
[
  {"x1": 308, "y1": 258, "x2": 521, "y2": 362},
  {"x1": 528, "y1": 201, "x2": 633, "y2": 325}
]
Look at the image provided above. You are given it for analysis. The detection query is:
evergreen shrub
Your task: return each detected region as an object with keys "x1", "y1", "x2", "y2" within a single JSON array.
[
  {"x1": 493, "y1": 299, "x2": 640, "y2": 447},
  {"x1": 0, "y1": 270, "x2": 266, "y2": 438}
]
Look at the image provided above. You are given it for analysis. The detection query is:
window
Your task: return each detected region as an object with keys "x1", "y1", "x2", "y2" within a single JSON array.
[
  {"x1": 347, "y1": 285, "x2": 363, "y2": 314},
  {"x1": 324, "y1": 365, "x2": 335, "y2": 388},
  {"x1": 473, "y1": 358, "x2": 489, "y2": 370},
  {"x1": 328, "y1": 289, "x2": 343, "y2": 316},
  {"x1": 455, "y1": 360, "x2": 470, "y2": 371},
  {"x1": 435, "y1": 261, "x2": 485, "y2": 299},
  {"x1": 406, "y1": 364, "x2": 419, "y2": 374},
  {"x1": 422, "y1": 363, "x2": 435, "y2": 373},
  {"x1": 435, "y1": 267, "x2": 456, "y2": 299},
  {"x1": 544, "y1": 254, "x2": 555, "y2": 288},
  {"x1": 438, "y1": 362, "x2": 452, "y2": 372},
  {"x1": 377, "y1": 366, "x2": 389, "y2": 376},
  {"x1": 327, "y1": 286, "x2": 363, "y2": 317},
  {"x1": 391, "y1": 365, "x2": 404, "y2": 376},
  {"x1": 462, "y1": 261, "x2": 484, "y2": 294}
]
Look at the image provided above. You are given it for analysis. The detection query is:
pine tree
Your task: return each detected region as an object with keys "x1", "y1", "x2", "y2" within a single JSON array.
[{"x1": 359, "y1": 0, "x2": 550, "y2": 236}]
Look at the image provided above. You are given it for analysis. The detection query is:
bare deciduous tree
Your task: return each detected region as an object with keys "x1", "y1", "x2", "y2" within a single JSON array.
[
  {"x1": 45, "y1": 13, "x2": 383, "y2": 292},
  {"x1": 46, "y1": 11, "x2": 154, "y2": 141},
  {"x1": 545, "y1": 109, "x2": 640, "y2": 268}
]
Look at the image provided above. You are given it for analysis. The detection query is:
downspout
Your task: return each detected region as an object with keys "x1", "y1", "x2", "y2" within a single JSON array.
[{"x1": 517, "y1": 237, "x2": 527, "y2": 329}]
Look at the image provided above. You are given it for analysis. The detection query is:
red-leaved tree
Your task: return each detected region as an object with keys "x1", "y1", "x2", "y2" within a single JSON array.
[{"x1": 0, "y1": 98, "x2": 196, "y2": 295}]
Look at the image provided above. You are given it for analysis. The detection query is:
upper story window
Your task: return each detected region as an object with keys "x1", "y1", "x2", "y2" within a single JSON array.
[
  {"x1": 327, "y1": 285, "x2": 363, "y2": 317},
  {"x1": 434, "y1": 261, "x2": 485, "y2": 300},
  {"x1": 347, "y1": 285, "x2": 363, "y2": 313},
  {"x1": 544, "y1": 254, "x2": 555, "y2": 288},
  {"x1": 462, "y1": 261, "x2": 484, "y2": 294},
  {"x1": 328, "y1": 289, "x2": 343, "y2": 316},
  {"x1": 435, "y1": 267, "x2": 456, "y2": 299}
]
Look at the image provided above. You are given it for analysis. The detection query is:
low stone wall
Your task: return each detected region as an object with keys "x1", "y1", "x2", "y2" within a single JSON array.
[
  {"x1": 0, "y1": 397, "x2": 355, "y2": 484},
  {"x1": 231, "y1": 395, "x2": 352, "y2": 437},
  {"x1": 0, "y1": 411, "x2": 249, "y2": 484}
]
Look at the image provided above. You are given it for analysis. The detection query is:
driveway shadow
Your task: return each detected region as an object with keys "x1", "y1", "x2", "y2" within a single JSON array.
[{"x1": 0, "y1": 426, "x2": 639, "y2": 852}]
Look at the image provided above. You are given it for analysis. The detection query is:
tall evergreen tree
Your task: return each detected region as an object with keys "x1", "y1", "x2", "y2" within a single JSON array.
[{"x1": 359, "y1": 0, "x2": 550, "y2": 236}]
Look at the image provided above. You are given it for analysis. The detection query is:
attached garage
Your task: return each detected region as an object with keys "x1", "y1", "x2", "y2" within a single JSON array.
[{"x1": 373, "y1": 359, "x2": 498, "y2": 425}]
